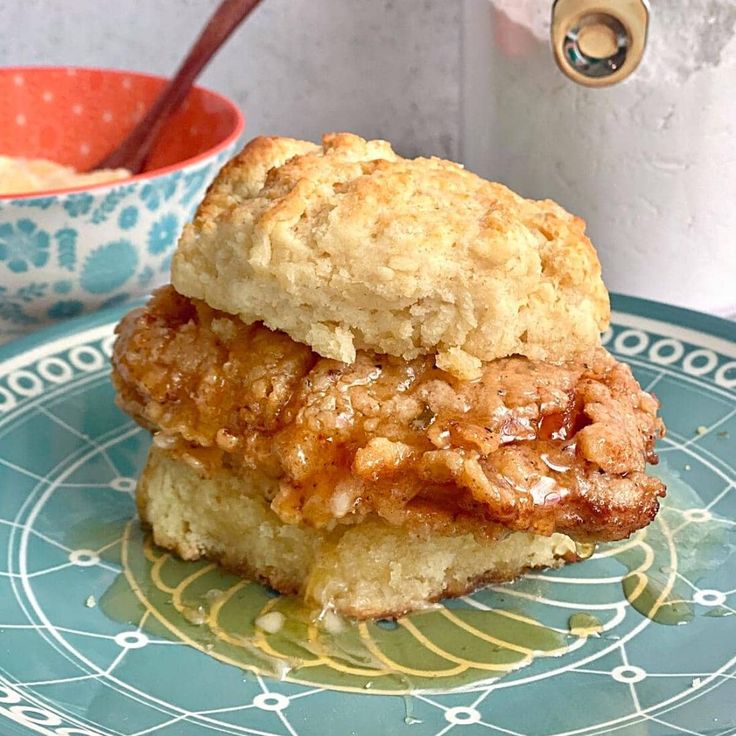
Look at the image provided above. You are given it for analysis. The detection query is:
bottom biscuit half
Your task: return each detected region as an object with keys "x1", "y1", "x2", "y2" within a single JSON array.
[{"x1": 137, "y1": 446, "x2": 581, "y2": 619}]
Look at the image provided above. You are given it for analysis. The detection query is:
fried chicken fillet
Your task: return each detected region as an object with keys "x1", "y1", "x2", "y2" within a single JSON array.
[
  {"x1": 112, "y1": 287, "x2": 664, "y2": 617},
  {"x1": 111, "y1": 133, "x2": 666, "y2": 618}
]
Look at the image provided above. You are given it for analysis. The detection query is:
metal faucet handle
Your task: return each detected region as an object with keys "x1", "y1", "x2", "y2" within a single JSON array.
[{"x1": 551, "y1": 0, "x2": 650, "y2": 87}]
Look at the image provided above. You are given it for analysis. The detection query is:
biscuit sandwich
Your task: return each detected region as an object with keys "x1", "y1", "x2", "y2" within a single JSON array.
[{"x1": 111, "y1": 133, "x2": 665, "y2": 619}]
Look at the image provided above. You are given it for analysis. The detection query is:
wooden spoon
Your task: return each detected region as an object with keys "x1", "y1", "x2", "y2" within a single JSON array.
[{"x1": 93, "y1": 0, "x2": 262, "y2": 174}]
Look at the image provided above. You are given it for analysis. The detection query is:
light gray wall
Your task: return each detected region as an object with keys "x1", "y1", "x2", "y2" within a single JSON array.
[
  {"x1": 462, "y1": 0, "x2": 736, "y2": 316},
  {"x1": 2, "y1": 0, "x2": 461, "y2": 160}
]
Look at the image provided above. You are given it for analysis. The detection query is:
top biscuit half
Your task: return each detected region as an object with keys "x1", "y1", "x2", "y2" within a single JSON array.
[{"x1": 172, "y1": 133, "x2": 610, "y2": 379}]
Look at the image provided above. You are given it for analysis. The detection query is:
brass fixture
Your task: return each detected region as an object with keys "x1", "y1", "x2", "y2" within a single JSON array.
[{"x1": 551, "y1": 0, "x2": 650, "y2": 87}]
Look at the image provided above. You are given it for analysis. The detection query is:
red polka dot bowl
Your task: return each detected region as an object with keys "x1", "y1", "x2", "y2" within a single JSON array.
[{"x1": 0, "y1": 66, "x2": 244, "y2": 342}]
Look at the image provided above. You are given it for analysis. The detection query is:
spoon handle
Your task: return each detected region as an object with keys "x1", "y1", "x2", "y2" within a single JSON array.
[{"x1": 94, "y1": 0, "x2": 262, "y2": 173}]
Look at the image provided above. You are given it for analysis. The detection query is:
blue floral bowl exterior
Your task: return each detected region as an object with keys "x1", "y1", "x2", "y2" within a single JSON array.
[{"x1": 0, "y1": 145, "x2": 239, "y2": 342}]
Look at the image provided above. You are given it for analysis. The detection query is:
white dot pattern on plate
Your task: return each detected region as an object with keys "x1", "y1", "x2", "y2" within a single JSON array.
[
  {"x1": 68, "y1": 549, "x2": 100, "y2": 567},
  {"x1": 114, "y1": 632, "x2": 149, "y2": 650},
  {"x1": 611, "y1": 666, "x2": 648, "y2": 684},
  {"x1": 682, "y1": 508, "x2": 713, "y2": 523},
  {"x1": 253, "y1": 693, "x2": 290, "y2": 712},
  {"x1": 693, "y1": 590, "x2": 727, "y2": 607},
  {"x1": 110, "y1": 477, "x2": 137, "y2": 493},
  {"x1": 444, "y1": 707, "x2": 482, "y2": 725}
]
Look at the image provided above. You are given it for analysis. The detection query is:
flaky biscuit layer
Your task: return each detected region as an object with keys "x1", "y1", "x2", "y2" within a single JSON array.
[{"x1": 172, "y1": 133, "x2": 609, "y2": 379}]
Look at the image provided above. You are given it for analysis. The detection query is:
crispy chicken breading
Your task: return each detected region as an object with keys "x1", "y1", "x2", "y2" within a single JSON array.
[{"x1": 112, "y1": 287, "x2": 665, "y2": 544}]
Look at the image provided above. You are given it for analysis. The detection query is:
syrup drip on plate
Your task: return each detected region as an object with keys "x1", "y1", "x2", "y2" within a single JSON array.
[{"x1": 88, "y1": 461, "x2": 734, "y2": 693}]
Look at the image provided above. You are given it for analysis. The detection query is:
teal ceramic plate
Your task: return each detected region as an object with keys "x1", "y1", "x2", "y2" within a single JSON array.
[{"x1": 0, "y1": 296, "x2": 735, "y2": 736}]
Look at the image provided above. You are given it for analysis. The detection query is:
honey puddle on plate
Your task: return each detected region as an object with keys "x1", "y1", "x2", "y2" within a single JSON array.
[{"x1": 87, "y1": 462, "x2": 734, "y2": 694}]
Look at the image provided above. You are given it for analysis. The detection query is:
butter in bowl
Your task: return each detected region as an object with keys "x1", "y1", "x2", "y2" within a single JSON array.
[{"x1": 0, "y1": 66, "x2": 243, "y2": 343}]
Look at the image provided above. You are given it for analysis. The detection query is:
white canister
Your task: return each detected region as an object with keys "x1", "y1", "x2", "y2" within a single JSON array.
[{"x1": 463, "y1": 0, "x2": 736, "y2": 316}]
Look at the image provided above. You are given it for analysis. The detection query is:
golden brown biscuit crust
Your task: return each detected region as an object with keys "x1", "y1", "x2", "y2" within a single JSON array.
[{"x1": 172, "y1": 133, "x2": 610, "y2": 379}]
